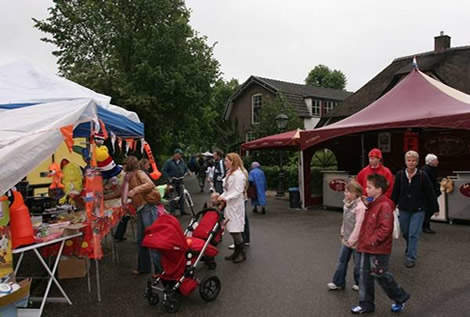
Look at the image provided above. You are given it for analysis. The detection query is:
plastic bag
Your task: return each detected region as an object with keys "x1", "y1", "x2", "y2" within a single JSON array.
[{"x1": 393, "y1": 208, "x2": 401, "y2": 239}]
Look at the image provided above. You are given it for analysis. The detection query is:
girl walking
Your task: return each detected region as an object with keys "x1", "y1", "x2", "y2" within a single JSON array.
[{"x1": 328, "y1": 180, "x2": 366, "y2": 291}]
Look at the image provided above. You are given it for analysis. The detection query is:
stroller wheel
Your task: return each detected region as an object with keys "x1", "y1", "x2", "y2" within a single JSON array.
[
  {"x1": 199, "y1": 275, "x2": 221, "y2": 302},
  {"x1": 147, "y1": 292, "x2": 159, "y2": 306},
  {"x1": 163, "y1": 293, "x2": 180, "y2": 313}
]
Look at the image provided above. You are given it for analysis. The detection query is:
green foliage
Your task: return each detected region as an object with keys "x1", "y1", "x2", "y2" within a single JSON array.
[
  {"x1": 33, "y1": 0, "x2": 220, "y2": 155},
  {"x1": 305, "y1": 64, "x2": 347, "y2": 90}
]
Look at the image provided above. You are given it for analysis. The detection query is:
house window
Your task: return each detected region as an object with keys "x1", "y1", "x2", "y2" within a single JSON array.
[
  {"x1": 324, "y1": 100, "x2": 337, "y2": 113},
  {"x1": 313, "y1": 99, "x2": 321, "y2": 116},
  {"x1": 252, "y1": 94, "x2": 262, "y2": 124},
  {"x1": 246, "y1": 131, "x2": 256, "y2": 142}
]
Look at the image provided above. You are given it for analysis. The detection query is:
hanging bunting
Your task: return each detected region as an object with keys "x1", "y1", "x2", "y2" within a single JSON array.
[
  {"x1": 60, "y1": 125, "x2": 74, "y2": 153},
  {"x1": 110, "y1": 132, "x2": 116, "y2": 153},
  {"x1": 125, "y1": 139, "x2": 130, "y2": 155},
  {"x1": 126, "y1": 139, "x2": 134, "y2": 154},
  {"x1": 117, "y1": 137, "x2": 123, "y2": 153}
]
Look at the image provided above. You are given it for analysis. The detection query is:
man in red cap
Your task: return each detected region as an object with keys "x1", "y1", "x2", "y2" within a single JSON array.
[{"x1": 356, "y1": 148, "x2": 394, "y2": 198}]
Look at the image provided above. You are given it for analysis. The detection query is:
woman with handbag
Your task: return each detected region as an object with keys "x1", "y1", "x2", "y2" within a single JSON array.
[
  {"x1": 125, "y1": 156, "x2": 162, "y2": 276},
  {"x1": 248, "y1": 162, "x2": 267, "y2": 214}
]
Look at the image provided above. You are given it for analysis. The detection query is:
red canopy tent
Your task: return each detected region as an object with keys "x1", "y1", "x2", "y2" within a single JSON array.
[
  {"x1": 241, "y1": 128, "x2": 302, "y2": 151},
  {"x1": 299, "y1": 68, "x2": 470, "y2": 207},
  {"x1": 300, "y1": 69, "x2": 470, "y2": 150}
]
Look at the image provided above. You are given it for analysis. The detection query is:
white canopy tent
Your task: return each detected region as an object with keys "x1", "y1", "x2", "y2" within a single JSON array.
[{"x1": 0, "y1": 61, "x2": 142, "y2": 195}]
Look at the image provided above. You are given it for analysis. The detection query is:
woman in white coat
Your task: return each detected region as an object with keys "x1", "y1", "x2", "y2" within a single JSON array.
[{"x1": 218, "y1": 153, "x2": 248, "y2": 263}]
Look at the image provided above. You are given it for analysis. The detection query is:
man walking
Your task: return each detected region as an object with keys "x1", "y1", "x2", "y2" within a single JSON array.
[
  {"x1": 212, "y1": 150, "x2": 226, "y2": 194},
  {"x1": 351, "y1": 174, "x2": 410, "y2": 314},
  {"x1": 162, "y1": 148, "x2": 189, "y2": 215},
  {"x1": 421, "y1": 154, "x2": 440, "y2": 234}
]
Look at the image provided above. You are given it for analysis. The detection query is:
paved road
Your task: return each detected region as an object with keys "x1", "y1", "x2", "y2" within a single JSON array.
[{"x1": 38, "y1": 175, "x2": 470, "y2": 316}]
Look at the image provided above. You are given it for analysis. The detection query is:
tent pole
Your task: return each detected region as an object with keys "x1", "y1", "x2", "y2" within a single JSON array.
[{"x1": 299, "y1": 150, "x2": 305, "y2": 209}]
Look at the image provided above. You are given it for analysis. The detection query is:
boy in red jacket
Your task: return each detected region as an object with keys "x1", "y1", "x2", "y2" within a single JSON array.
[{"x1": 351, "y1": 174, "x2": 410, "y2": 314}]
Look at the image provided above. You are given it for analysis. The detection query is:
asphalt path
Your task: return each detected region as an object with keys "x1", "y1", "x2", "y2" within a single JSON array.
[{"x1": 35, "y1": 175, "x2": 470, "y2": 316}]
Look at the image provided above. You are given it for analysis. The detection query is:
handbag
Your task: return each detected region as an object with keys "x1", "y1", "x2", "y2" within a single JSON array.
[
  {"x1": 247, "y1": 182, "x2": 257, "y2": 199},
  {"x1": 134, "y1": 171, "x2": 161, "y2": 205},
  {"x1": 393, "y1": 208, "x2": 401, "y2": 239}
]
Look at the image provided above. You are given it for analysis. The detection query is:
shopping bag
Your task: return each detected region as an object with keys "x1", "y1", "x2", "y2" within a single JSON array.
[
  {"x1": 393, "y1": 208, "x2": 401, "y2": 239},
  {"x1": 247, "y1": 182, "x2": 257, "y2": 199}
]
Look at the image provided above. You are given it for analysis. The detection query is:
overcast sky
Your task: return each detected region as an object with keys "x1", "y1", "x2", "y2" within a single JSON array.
[{"x1": 2, "y1": 0, "x2": 470, "y2": 91}]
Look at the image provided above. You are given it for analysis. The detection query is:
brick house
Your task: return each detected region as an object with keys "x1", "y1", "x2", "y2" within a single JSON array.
[{"x1": 223, "y1": 76, "x2": 352, "y2": 142}]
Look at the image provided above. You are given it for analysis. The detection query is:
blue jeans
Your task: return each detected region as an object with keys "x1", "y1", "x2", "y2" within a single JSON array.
[
  {"x1": 359, "y1": 253, "x2": 410, "y2": 311},
  {"x1": 399, "y1": 210, "x2": 425, "y2": 262},
  {"x1": 332, "y1": 244, "x2": 361, "y2": 287},
  {"x1": 137, "y1": 204, "x2": 162, "y2": 273}
]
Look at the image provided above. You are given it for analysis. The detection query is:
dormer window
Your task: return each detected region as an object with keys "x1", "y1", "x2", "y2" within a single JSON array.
[
  {"x1": 324, "y1": 100, "x2": 337, "y2": 113},
  {"x1": 252, "y1": 94, "x2": 262, "y2": 124},
  {"x1": 313, "y1": 99, "x2": 321, "y2": 116}
]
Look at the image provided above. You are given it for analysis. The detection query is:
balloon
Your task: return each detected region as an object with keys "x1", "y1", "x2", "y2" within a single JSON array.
[{"x1": 144, "y1": 142, "x2": 162, "y2": 181}]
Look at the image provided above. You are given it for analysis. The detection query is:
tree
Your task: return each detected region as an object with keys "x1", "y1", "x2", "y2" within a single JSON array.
[
  {"x1": 305, "y1": 64, "x2": 347, "y2": 90},
  {"x1": 33, "y1": 0, "x2": 220, "y2": 154}
]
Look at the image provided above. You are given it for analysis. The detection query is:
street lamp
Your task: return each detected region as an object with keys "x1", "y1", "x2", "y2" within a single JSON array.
[{"x1": 275, "y1": 111, "x2": 289, "y2": 197}]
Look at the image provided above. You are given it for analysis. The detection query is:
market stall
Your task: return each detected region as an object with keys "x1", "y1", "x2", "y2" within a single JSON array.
[{"x1": 0, "y1": 61, "x2": 148, "y2": 314}]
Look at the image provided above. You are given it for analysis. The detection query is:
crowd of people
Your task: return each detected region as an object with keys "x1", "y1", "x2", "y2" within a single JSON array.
[
  {"x1": 104, "y1": 144, "x2": 444, "y2": 313},
  {"x1": 328, "y1": 148, "x2": 441, "y2": 314}
]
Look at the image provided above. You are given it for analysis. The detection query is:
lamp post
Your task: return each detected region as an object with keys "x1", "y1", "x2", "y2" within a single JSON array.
[{"x1": 275, "y1": 111, "x2": 289, "y2": 197}]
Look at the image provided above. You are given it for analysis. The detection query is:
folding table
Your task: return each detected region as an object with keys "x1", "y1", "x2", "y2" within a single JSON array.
[{"x1": 13, "y1": 232, "x2": 83, "y2": 317}]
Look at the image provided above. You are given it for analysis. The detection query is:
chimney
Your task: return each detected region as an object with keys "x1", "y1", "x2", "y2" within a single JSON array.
[{"x1": 434, "y1": 31, "x2": 451, "y2": 53}]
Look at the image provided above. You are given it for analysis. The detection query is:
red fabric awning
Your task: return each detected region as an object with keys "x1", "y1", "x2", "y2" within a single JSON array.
[
  {"x1": 300, "y1": 69, "x2": 470, "y2": 150},
  {"x1": 241, "y1": 129, "x2": 302, "y2": 151}
]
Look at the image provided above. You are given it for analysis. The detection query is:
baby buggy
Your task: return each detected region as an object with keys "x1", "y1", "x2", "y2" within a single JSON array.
[{"x1": 142, "y1": 210, "x2": 224, "y2": 313}]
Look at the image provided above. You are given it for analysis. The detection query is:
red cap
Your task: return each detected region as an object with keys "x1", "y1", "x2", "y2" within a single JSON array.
[{"x1": 368, "y1": 148, "x2": 382, "y2": 159}]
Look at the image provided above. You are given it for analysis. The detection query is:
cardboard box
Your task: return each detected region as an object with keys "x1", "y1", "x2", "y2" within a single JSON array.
[{"x1": 58, "y1": 257, "x2": 87, "y2": 280}]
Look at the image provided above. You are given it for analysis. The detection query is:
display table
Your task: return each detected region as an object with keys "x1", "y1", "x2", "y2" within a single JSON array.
[
  {"x1": 38, "y1": 202, "x2": 127, "y2": 303},
  {"x1": 13, "y1": 232, "x2": 83, "y2": 317},
  {"x1": 40, "y1": 204, "x2": 126, "y2": 260}
]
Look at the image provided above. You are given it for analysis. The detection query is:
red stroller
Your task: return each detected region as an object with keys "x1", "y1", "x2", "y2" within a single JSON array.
[{"x1": 142, "y1": 209, "x2": 224, "y2": 313}]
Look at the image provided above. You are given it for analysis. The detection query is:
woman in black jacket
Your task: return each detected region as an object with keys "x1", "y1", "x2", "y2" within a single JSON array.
[{"x1": 391, "y1": 151, "x2": 438, "y2": 268}]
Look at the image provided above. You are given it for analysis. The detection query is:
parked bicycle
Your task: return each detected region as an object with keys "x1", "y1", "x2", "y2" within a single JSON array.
[{"x1": 167, "y1": 173, "x2": 196, "y2": 216}]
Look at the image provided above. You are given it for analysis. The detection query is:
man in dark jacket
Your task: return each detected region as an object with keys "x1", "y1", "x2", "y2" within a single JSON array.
[
  {"x1": 420, "y1": 154, "x2": 440, "y2": 234},
  {"x1": 212, "y1": 150, "x2": 226, "y2": 194},
  {"x1": 392, "y1": 151, "x2": 438, "y2": 268},
  {"x1": 351, "y1": 174, "x2": 410, "y2": 314},
  {"x1": 162, "y1": 149, "x2": 189, "y2": 215}
]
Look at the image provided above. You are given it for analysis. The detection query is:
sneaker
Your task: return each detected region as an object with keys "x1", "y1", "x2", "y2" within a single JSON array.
[
  {"x1": 351, "y1": 305, "x2": 373, "y2": 314},
  {"x1": 327, "y1": 282, "x2": 343, "y2": 290},
  {"x1": 228, "y1": 244, "x2": 235, "y2": 250},
  {"x1": 245, "y1": 242, "x2": 250, "y2": 246},
  {"x1": 352, "y1": 284, "x2": 360, "y2": 291},
  {"x1": 405, "y1": 260, "x2": 415, "y2": 268},
  {"x1": 391, "y1": 294, "x2": 410, "y2": 313},
  {"x1": 391, "y1": 302, "x2": 406, "y2": 312}
]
